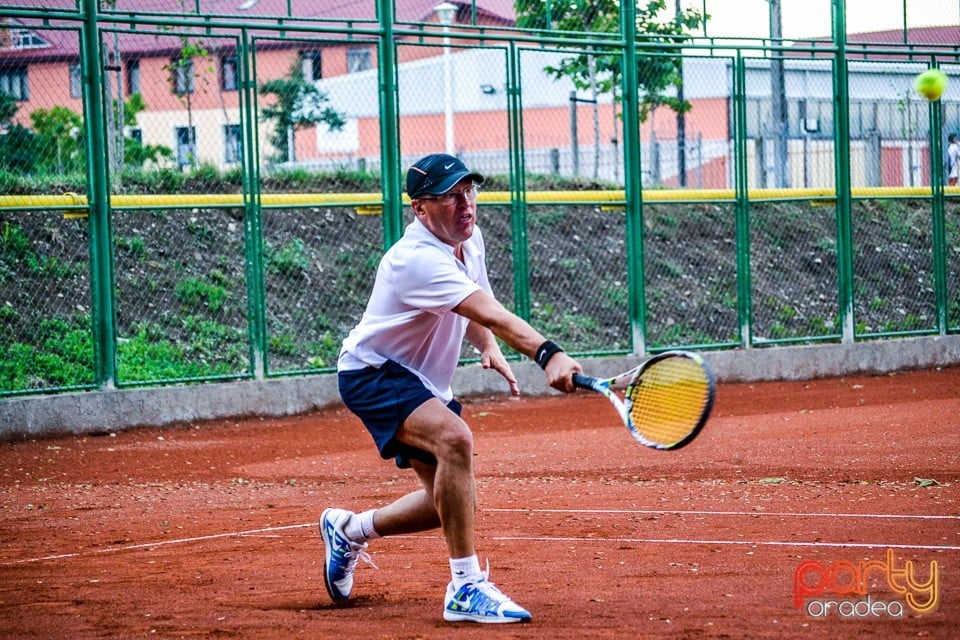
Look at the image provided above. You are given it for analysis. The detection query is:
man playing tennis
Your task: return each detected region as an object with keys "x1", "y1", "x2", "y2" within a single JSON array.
[{"x1": 322, "y1": 153, "x2": 581, "y2": 623}]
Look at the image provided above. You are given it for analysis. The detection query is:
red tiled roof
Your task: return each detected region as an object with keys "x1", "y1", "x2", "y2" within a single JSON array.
[
  {"x1": 2, "y1": 0, "x2": 515, "y2": 23},
  {"x1": 846, "y1": 24, "x2": 960, "y2": 45},
  {"x1": 0, "y1": 0, "x2": 516, "y2": 61},
  {"x1": 787, "y1": 24, "x2": 960, "y2": 60},
  {"x1": 3, "y1": 3, "x2": 956, "y2": 62},
  {"x1": 792, "y1": 24, "x2": 960, "y2": 47}
]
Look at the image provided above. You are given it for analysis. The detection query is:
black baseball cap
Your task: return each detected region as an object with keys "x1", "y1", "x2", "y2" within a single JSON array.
[{"x1": 406, "y1": 153, "x2": 484, "y2": 198}]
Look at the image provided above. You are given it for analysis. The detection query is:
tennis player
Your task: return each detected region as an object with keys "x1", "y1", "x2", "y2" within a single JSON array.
[{"x1": 321, "y1": 153, "x2": 582, "y2": 623}]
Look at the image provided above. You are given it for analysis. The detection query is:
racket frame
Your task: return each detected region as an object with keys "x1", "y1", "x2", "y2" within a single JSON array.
[{"x1": 572, "y1": 350, "x2": 716, "y2": 450}]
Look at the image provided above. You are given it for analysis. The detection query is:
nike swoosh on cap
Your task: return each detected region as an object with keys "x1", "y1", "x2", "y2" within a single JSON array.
[{"x1": 444, "y1": 162, "x2": 456, "y2": 169}]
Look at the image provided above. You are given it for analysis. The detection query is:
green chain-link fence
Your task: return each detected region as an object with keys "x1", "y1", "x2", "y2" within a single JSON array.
[{"x1": 0, "y1": 0, "x2": 958, "y2": 397}]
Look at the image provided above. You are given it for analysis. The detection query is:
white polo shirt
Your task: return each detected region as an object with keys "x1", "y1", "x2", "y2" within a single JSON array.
[{"x1": 337, "y1": 217, "x2": 490, "y2": 402}]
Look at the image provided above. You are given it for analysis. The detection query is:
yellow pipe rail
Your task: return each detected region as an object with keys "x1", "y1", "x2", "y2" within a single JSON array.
[{"x1": 1, "y1": 186, "x2": 957, "y2": 214}]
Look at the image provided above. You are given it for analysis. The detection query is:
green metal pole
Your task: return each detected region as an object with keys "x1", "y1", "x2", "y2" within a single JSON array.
[
  {"x1": 81, "y1": 0, "x2": 117, "y2": 388},
  {"x1": 732, "y1": 54, "x2": 753, "y2": 347},
  {"x1": 928, "y1": 60, "x2": 948, "y2": 334},
  {"x1": 621, "y1": 0, "x2": 646, "y2": 355},
  {"x1": 901, "y1": 0, "x2": 908, "y2": 44},
  {"x1": 832, "y1": 0, "x2": 855, "y2": 343},
  {"x1": 240, "y1": 29, "x2": 267, "y2": 378},
  {"x1": 377, "y1": 0, "x2": 402, "y2": 248},
  {"x1": 506, "y1": 42, "x2": 531, "y2": 322}
]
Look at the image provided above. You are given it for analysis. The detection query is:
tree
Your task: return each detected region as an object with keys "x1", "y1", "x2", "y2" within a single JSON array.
[
  {"x1": 0, "y1": 91, "x2": 17, "y2": 124},
  {"x1": 515, "y1": 0, "x2": 705, "y2": 175},
  {"x1": 30, "y1": 105, "x2": 84, "y2": 174},
  {"x1": 0, "y1": 93, "x2": 38, "y2": 173},
  {"x1": 259, "y1": 62, "x2": 345, "y2": 164},
  {"x1": 120, "y1": 93, "x2": 173, "y2": 168},
  {"x1": 163, "y1": 38, "x2": 212, "y2": 169}
]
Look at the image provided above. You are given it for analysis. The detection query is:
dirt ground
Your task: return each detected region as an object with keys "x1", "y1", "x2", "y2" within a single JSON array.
[{"x1": 1, "y1": 366, "x2": 959, "y2": 639}]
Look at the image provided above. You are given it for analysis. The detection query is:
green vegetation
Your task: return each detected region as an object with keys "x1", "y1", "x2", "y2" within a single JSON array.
[
  {"x1": 259, "y1": 62, "x2": 346, "y2": 164},
  {"x1": 0, "y1": 90, "x2": 172, "y2": 179},
  {"x1": 266, "y1": 239, "x2": 309, "y2": 276},
  {"x1": 0, "y1": 167, "x2": 949, "y2": 395},
  {"x1": 117, "y1": 318, "x2": 246, "y2": 382},
  {"x1": 0, "y1": 314, "x2": 95, "y2": 390},
  {"x1": 174, "y1": 276, "x2": 229, "y2": 312}
]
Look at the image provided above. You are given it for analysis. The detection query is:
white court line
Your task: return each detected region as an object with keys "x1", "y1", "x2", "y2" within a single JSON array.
[
  {"x1": 488, "y1": 508, "x2": 960, "y2": 520},
  {"x1": 3, "y1": 523, "x2": 312, "y2": 566},
  {"x1": 7, "y1": 508, "x2": 960, "y2": 566},
  {"x1": 490, "y1": 535, "x2": 960, "y2": 552}
]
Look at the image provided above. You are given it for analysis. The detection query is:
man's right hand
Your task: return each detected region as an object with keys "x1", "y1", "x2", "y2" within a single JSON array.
[{"x1": 545, "y1": 352, "x2": 581, "y2": 393}]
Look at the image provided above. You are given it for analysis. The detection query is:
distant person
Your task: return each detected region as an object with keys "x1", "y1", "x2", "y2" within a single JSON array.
[
  {"x1": 321, "y1": 153, "x2": 582, "y2": 623},
  {"x1": 948, "y1": 133, "x2": 959, "y2": 187}
]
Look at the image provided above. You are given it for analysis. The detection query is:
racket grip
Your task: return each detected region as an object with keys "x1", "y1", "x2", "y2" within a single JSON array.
[{"x1": 572, "y1": 373, "x2": 598, "y2": 390}]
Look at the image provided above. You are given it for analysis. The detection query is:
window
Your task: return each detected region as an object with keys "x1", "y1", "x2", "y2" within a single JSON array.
[
  {"x1": 301, "y1": 50, "x2": 321, "y2": 81},
  {"x1": 128, "y1": 128, "x2": 142, "y2": 145},
  {"x1": 8, "y1": 28, "x2": 47, "y2": 49},
  {"x1": 172, "y1": 57, "x2": 194, "y2": 95},
  {"x1": 69, "y1": 63, "x2": 82, "y2": 98},
  {"x1": 346, "y1": 47, "x2": 371, "y2": 73},
  {"x1": 223, "y1": 124, "x2": 242, "y2": 164},
  {"x1": 175, "y1": 126, "x2": 196, "y2": 168},
  {"x1": 221, "y1": 54, "x2": 238, "y2": 91},
  {"x1": 0, "y1": 67, "x2": 28, "y2": 100},
  {"x1": 127, "y1": 59, "x2": 140, "y2": 95}
]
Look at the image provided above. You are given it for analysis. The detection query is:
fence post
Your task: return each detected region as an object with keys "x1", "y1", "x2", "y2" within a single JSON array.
[
  {"x1": 864, "y1": 130, "x2": 881, "y2": 186},
  {"x1": 929, "y1": 65, "x2": 948, "y2": 334},
  {"x1": 620, "y1": 0, "x2": 646, "y2": 355},
  {"x1": 733, "y1": 54, "x2": 753, "y2": 348},
  {"x1": 239, "y1": 29, "x2": 266, "y2": 378},
  {"x1": 833, "y1": 0, "x2": 856, "y2": 344},
  {"x1": 755, "y1": 135, "x2": 766, "y2": 187},
  {"x1": 81, "y1": 0, "x2": 117, "y2": 388},
  {"x1": 569, "y1": 91, "x2": 578, "y2": 177},
  {"x1": 507, "y1": 42, "x2": 531, "y2": 323},
  {"x1": 696, "y1": 131, "x2": 703, "y2": 188},
  {"x1": 651, "y1": 131, "x2": 661, "y2": 185},
  {"x1": 377, "y1": 0, "x2": 402, "y2": 248}
]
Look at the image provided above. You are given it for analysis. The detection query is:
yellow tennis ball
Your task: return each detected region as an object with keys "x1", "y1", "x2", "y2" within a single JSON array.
[{"x1": 914, "y1": 69, "x2": 948, "y2": 102}]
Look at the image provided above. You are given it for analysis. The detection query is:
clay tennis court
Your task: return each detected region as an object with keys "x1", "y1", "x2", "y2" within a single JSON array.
[{"x1": 1, "y1": 366, "x2": 958, "y2": 639}]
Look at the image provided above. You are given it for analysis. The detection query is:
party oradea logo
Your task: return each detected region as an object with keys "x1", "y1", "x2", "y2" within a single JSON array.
[{"x1": 793, "y1": 549, "x2": 940, "y2": 618}]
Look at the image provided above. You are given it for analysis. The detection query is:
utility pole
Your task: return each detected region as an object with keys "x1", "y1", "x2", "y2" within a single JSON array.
[
  {"x1": 769, "y1": 0, "x2": 788, "y2": 187},
  {"x1": 676, "y1": 0, "x2": 686, "y2": 186}
]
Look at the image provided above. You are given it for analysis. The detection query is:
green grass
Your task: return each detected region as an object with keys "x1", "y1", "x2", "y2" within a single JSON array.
[
  {"x1": 0, "y1": 315, "x2": 95, "y2": 390},
  {"x1": 266, "y1": 239, "x2": 309, "y2": 276},
  {"x1": 118, "y1": 318, "x2": 247, "y2": 382},
  {"x1": 116, "y1": 235, "x2": 146, "y2": 258},
  {"x1": 174, "y1": 276, "x2": 229, "y2": 312},
  {"x1": 0, "y1": 311, "x2": 253, "y2": 390}
]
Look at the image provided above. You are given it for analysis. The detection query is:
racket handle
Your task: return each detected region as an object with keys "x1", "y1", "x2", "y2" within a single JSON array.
[{"x1": 572, "y1": 373, "x2": 598, "y2": 390}]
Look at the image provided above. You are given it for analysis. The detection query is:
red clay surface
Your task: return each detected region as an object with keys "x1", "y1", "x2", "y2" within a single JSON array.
[{"x1": 1, "y1": 367, "x2": 959, "y2": 639}]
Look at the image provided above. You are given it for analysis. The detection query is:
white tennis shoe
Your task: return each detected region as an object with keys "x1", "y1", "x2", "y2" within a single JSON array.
[
  {"x1": 319, "y1": 508, "x2": 374, "y2": 601},
  {"x1": 443, "y1": 571, "x2": 532, "y2": 623}
]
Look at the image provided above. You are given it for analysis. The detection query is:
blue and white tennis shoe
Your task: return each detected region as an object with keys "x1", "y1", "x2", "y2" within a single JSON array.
[
  {"x1": 443, "y1": 572, "x2": 532, "y2": 623},
  {"x1": 319, "y1": 508, "x2": 374, "y2": 601}
]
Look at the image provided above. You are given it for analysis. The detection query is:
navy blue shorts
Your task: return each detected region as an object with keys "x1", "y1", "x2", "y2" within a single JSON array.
[{"x1": 338, "y1": 360, "x2": 462, "y2": 469}]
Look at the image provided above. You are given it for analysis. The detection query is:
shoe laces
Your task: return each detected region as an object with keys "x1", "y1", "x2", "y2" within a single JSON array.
[
  {"x1": 470, "y1": 560, "x2": 509, "y2": 601},
  {"x1": 344, "y1": 541, "x2": 378, "y2": 571}
]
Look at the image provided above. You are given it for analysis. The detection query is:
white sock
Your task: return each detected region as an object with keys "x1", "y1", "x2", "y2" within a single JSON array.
[
  {"x1": 344, "y1": 509, "x2": 380, "y2": 542},
  {"x1": 450, "y1": 555, "x2": 483, "y2": 589}
]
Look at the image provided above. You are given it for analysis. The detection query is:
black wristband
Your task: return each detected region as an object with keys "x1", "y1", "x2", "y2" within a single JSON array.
[{"x1": 534, "y1": 340, "x2": 564, "y2": 370}]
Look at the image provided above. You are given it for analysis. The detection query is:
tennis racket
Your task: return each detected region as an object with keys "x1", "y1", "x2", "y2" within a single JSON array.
[{"x1": 572, "y1": 351, "x2": 715, "y2": 450}]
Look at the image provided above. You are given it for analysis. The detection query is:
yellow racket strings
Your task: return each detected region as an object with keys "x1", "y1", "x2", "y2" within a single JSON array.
[{"x1": 627, "y1": 357, "x2": 710, "y2": 446}]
